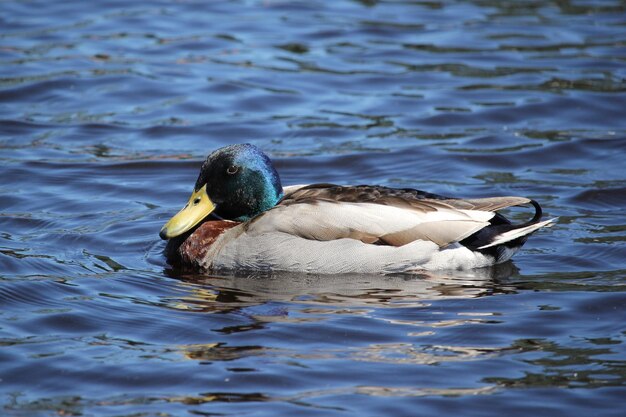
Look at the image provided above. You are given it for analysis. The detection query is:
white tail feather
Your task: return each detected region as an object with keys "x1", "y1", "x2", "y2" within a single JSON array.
[{"x1": 478, "y1": 218, "x2": 557, "y2": 250}]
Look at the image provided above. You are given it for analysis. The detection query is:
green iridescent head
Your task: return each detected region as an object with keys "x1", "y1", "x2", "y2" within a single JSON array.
[{"x1": 160, "y1": 143, "x2": 283, "y2": 240}]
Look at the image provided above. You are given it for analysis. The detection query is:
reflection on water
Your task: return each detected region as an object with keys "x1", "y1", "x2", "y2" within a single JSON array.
[
  {"x1": 165, "y1": 264, "x2": 518, "y2": 310},
  {"x1": 2, "y1": 0, "x2": 626, "y2": 416}
]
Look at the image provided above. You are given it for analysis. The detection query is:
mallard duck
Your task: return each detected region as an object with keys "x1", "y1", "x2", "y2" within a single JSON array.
[{"x1": 160, "y1": 143, "x2": 555, "y2": 274}]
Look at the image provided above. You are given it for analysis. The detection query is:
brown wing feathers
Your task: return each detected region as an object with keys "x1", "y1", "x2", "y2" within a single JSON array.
[
  {"x1": 280, "y1": 184, "x2": 531, "y2": 214},
  {"x1": 270, "y1": 184, "x2": 539, "y2": 249}
]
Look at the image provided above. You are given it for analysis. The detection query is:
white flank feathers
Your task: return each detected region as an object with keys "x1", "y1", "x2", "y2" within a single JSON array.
[{"x1": 210, "y1": 231, "x2": 495, "y2": 274}]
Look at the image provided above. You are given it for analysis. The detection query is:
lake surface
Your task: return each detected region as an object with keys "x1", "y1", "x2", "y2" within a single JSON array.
[{"x1": 1, "y1": 1, "x2": 626, "y2": 416}]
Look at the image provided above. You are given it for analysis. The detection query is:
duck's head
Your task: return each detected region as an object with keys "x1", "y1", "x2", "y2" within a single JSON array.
[{"x1": 159, "y1": 143, "x2": 283, "y2": 240}]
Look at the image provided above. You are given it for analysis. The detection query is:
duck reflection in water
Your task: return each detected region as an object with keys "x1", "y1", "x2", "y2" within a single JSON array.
[{"x1": 163, "y1": 263, "x2": 518, "y2": 315}]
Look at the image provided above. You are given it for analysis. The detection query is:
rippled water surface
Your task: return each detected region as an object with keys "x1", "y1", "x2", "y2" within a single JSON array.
[{"x1": 2, "y1": 1, "x2": 626, "y2": 416}]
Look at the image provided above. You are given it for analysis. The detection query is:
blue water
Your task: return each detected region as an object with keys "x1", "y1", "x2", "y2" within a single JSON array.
[{"x1": 1, "y1": 1, "x2": 626, "y2": 416}]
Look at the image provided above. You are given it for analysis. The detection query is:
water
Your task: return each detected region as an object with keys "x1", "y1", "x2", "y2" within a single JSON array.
[{"x1": 1, "y1": 0, "x2": 626, "y2": 416}]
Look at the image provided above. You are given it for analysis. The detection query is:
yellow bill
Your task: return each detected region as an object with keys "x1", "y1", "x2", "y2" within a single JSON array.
[{"x1": 159, "y1": 184, "x2": 215, "y2": 240}]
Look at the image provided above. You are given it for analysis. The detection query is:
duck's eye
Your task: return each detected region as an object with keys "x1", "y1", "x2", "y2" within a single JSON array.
[{"x1": 226, "y1": 165, "x2": 239, "y2": 175}]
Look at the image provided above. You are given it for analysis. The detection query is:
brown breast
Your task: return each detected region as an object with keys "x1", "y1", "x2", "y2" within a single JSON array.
[{"x1": 165, "y1": 220, "x2": 241, "y2": 268}]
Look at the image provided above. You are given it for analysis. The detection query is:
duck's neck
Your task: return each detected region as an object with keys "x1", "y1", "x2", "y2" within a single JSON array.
[
  {"x1": 220, "y1": 171, "x2": 283, "y2": 222},
  {"x1": 236, "y1": 189, "x2": 283, "y2": 222},
  {"x1": 242, "y1": 158, "x2": 284, "y2": 221}
]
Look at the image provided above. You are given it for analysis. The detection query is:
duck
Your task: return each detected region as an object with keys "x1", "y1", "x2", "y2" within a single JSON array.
[{"x1": 160, "y1": 143, "x2": 555, "y2": 274}]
